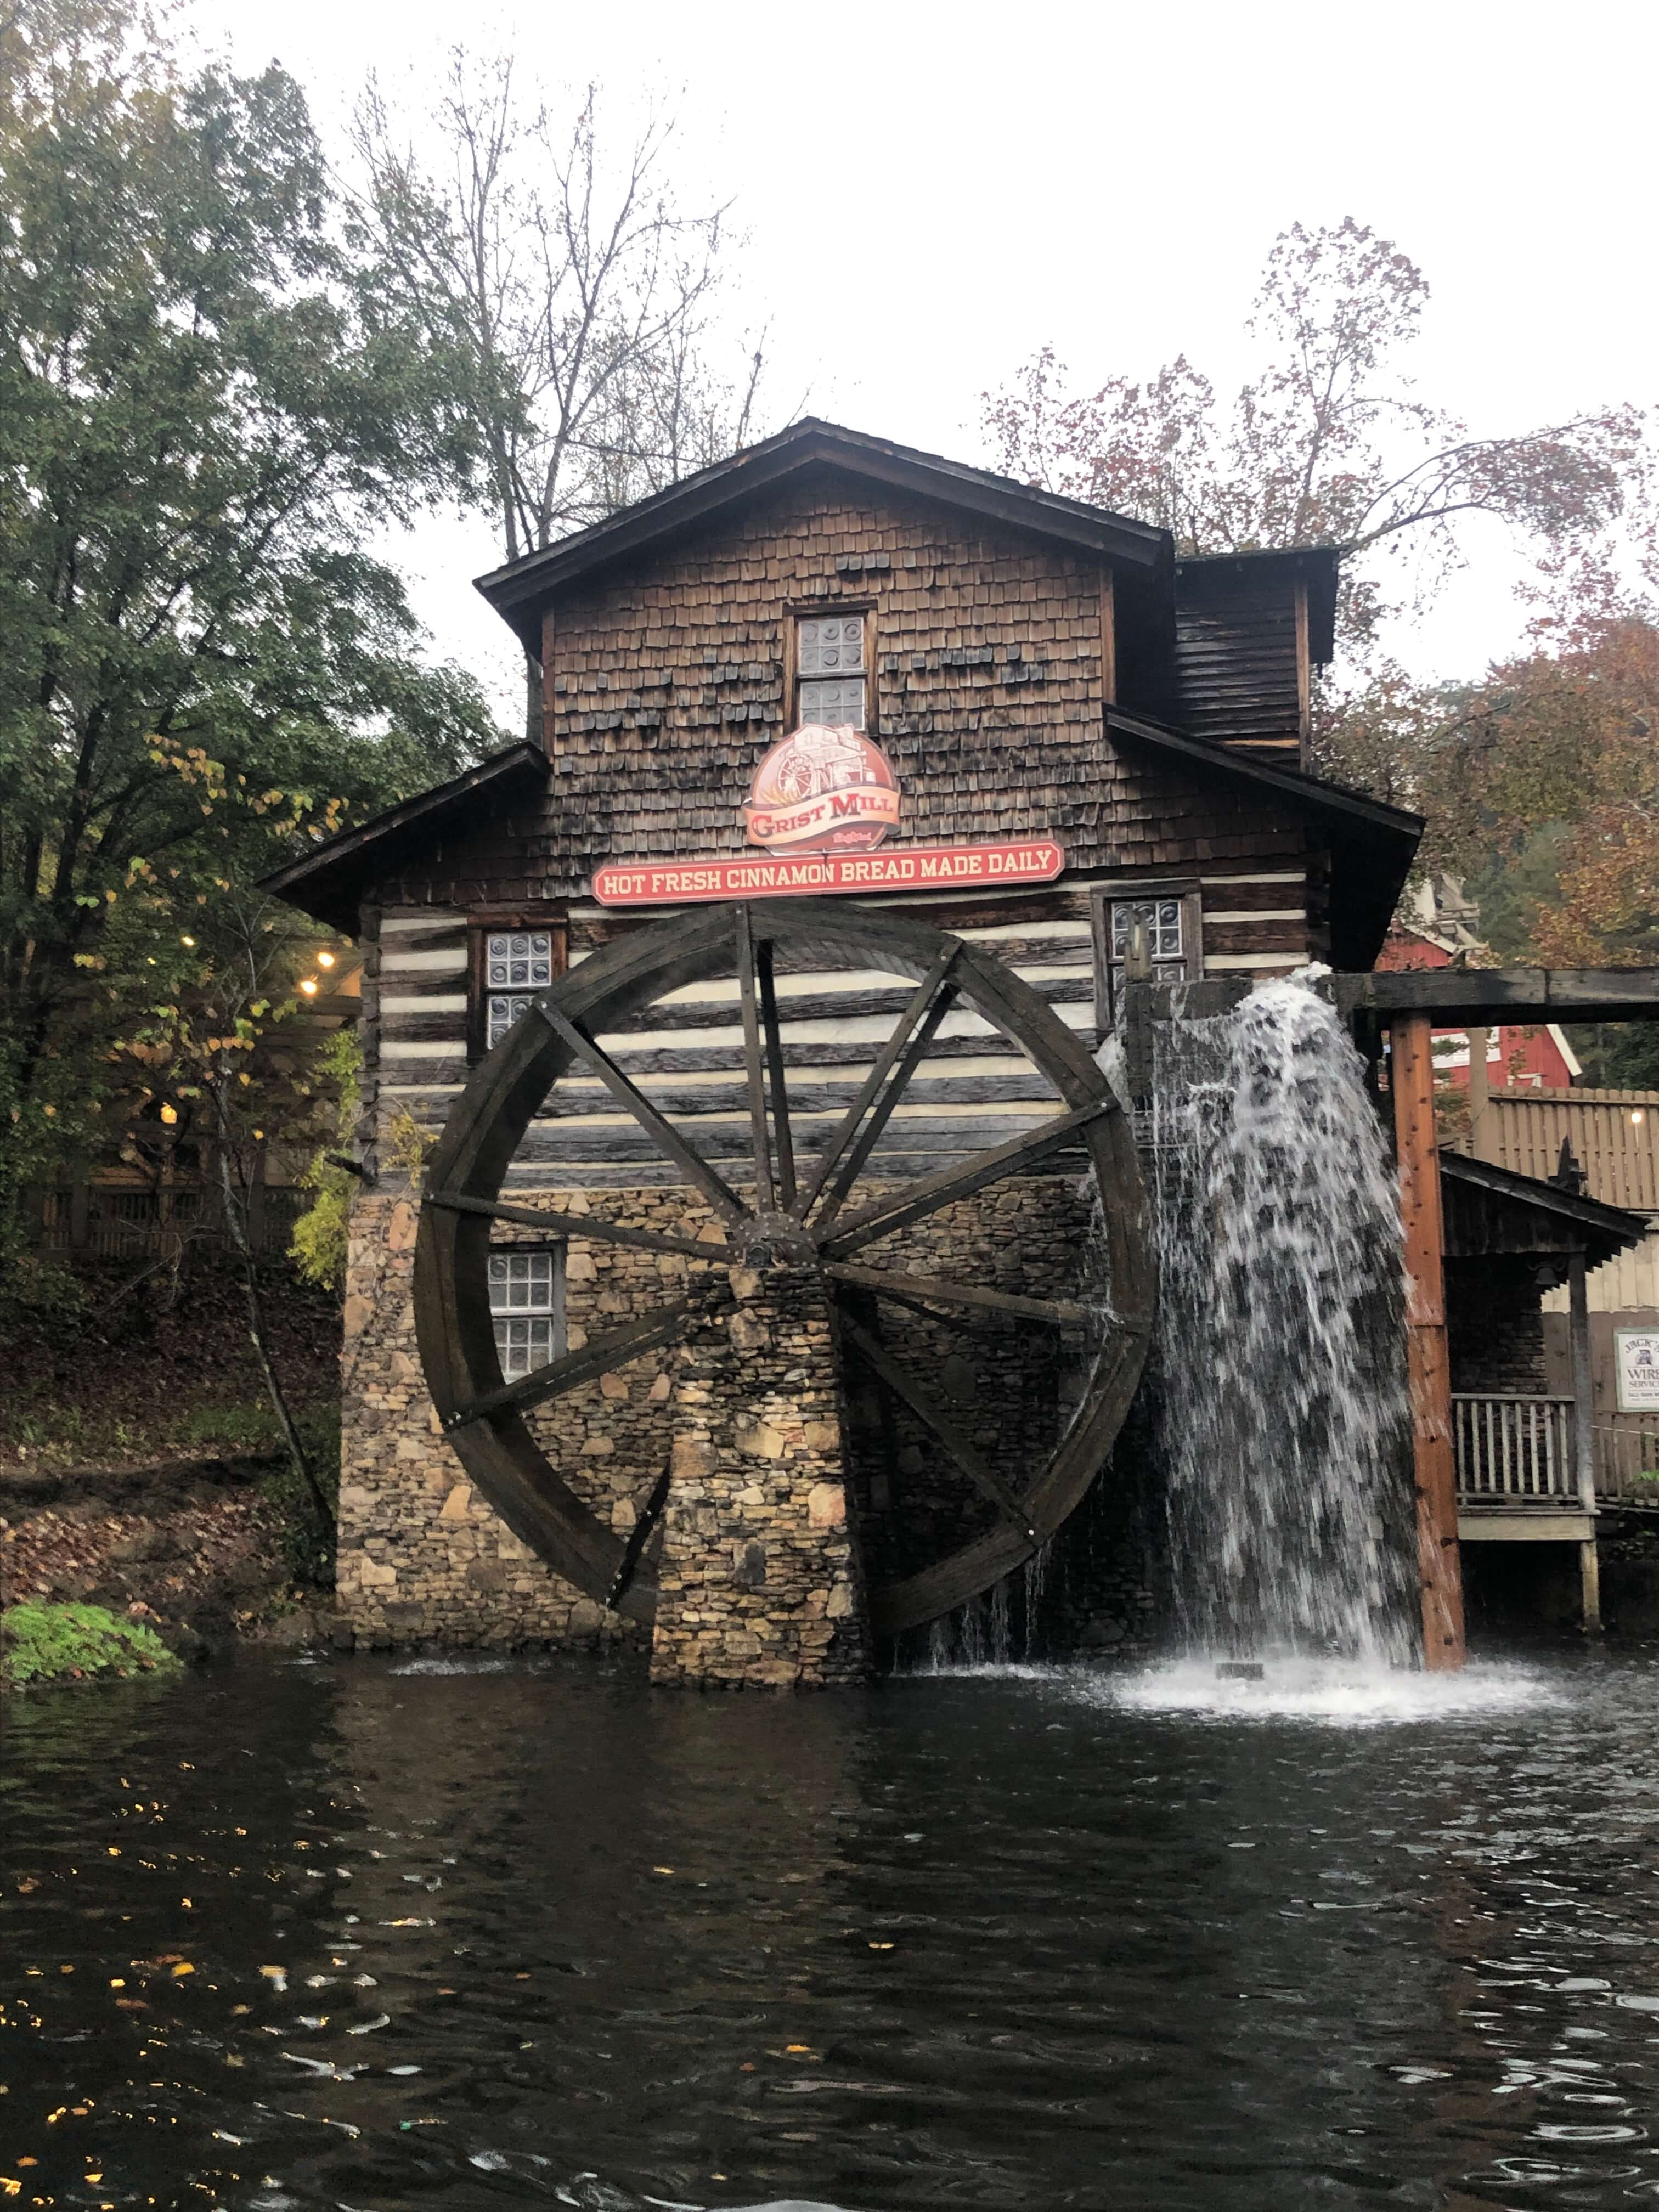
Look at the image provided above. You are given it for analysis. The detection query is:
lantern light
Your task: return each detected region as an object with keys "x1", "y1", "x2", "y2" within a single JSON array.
[
  {"x1": 316, "y1": 951, "x2": 336, "y2": 969},
  {"x1": 299, "y1": 978, "x2": 318, "y2": 996},
  {"x1": 180, "y1": 934, "x2": 195, "y2": 947},
  {"x1": 159, "y1": 1103, "x2": 178, "y2": 1125},
  {"x1": 1633, "y1": 1109, "x2": 1647, "y2": 1126}
]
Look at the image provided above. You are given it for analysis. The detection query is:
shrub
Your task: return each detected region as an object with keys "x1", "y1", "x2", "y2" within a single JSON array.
[{"x1": 1, "y1": 1601, "x2": 182, "y2": 1687}]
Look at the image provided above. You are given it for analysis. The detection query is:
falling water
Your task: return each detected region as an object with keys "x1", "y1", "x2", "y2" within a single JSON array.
[
  {"x1": 1150, "y1": 974, "x2": 1416, "y2": 1663},
  {"x1": 1021, "y1": 1542, "x2": 1051, "y2": 1659}
]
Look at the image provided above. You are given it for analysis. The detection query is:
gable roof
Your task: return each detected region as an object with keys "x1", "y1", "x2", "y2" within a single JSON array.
[
  {"x1": 475, "y1": 417, "x2": 1175, "y2": 655},
  {"x1": 1105, "y1": 707, "x2": 1422, "y2": 969},
  {"x1": 258, "y1": 742, "x2": 549, "y2": 933}
]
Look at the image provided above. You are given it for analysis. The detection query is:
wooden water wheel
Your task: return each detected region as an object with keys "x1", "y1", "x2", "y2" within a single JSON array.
[{"x1": 413, "y1": 899, "x2": 1153, "y2": 1641}]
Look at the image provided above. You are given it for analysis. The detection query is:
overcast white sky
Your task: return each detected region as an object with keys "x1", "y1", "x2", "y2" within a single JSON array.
[{"x1": 192, "y1": 0, "x2": 1657, "y2": 729}]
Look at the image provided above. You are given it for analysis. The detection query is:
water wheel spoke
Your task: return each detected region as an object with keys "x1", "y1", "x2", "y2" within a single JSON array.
[
  {"x1": 537, "y1": 1002, "x2": 748, "y2": 1224},
  {"x1": 734, "y1": 905, "x2": 775, "y2": 1210},
  {"x1": 795, "y1": 943, "x2": 962, "y2": 1223},
  {"x1": 757, "y1": 936, "x2": 797, "y2": 1211},
  {"x1": 825, "y1": 1261, "x2": 1090, "y2": 1327},
  {"x1": 445, "y1": 1291, "x2": 723, "y2": 1430},
  {"x1": 426, "y1": 1189, "x2": 720, "y2": 1263},
  {"x1": 840, "y1": 1312, "x2": 1039, "y2": 1545},
  {"x1": 606, "y1": 1455, "x2": 674, "y2": 1610},
  {"x1": 820, "y1": 1099, "x2": 1114, "y2": 1259}
]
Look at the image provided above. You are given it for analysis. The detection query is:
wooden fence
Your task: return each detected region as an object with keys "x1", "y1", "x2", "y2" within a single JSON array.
[{"x1": 35, "y1": 1184, "x2": 306, "y2": 1262}]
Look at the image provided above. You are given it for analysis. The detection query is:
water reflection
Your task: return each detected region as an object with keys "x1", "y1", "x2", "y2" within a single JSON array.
[{"x1": 4, "y1": 1654, "x2": 1659, "y2": 2209}]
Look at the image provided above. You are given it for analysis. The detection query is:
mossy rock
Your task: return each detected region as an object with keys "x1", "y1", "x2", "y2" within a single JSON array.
[{"x1": 1, "y1": 1601, "x2": 183, "y2": 1689}]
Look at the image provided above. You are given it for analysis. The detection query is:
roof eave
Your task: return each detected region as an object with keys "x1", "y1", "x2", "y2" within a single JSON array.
[
  {"x1": 475, "y1": 419, "x2": 1172, "y2": 652},
  {"x1": 258, "y1": 743, "x2": 549, "y2": 932}
]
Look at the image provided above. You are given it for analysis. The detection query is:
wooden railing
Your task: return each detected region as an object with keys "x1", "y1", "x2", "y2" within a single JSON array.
[
  {"x1": 35, "y1": 1184, "x2": 306, "y2": 1261},
  {"x1": 1453, "y1": 1393, "x2": 1579, "y2": 1506}
]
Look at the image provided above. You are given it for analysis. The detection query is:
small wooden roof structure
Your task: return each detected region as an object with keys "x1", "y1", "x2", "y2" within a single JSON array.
[{"x1": 1439, "y1": 1150, "x2": 1647, "y2": 1266}]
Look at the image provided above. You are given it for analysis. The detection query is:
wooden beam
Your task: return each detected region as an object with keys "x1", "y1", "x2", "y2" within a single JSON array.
[
  {"x1": 825, "y1": 1261, "x2": 1089, "y2": 1327},
  {"x1": 1339, "y1": 967, "x2": 1659, "y2": 1026},
  {"x1": 536, "y1": 1003, "x2": 748, "y2": 1223},
  {"x1": 606, "y1": 1457, "x2": 672, "y2": 1610},
  {"x1": 446, "y1": 1293, "x2": 721, "y2": 1429},
  {"x1": 757, "y1": 938, "x2": 797, "y2": 1212},
  {"x1": 733, "y1": 905, "x2": 775, "y2": 1211},
  {"x1": 812, "y1": 975, "x2": 960, "y2": 1229},
  {"x1": 795, "y1": 943, "x2": 961, "y2": 1219},
  {"x1": 1391, "y1": 1013, "x2": 1466, "y2": 1671},
  {"x1": 425, "y1": 1189, "x2": 720, "y2": 1263},
  {"x1": 839, "y1": 1313, "x2": 1039, "y2": 1544},
  {"x1": 821, "y1": 1099, "x2": 1112, "y2": 1260},
  {"x1": 1568, "y1": 1250, "x2": 1602, "y2": 1632}
]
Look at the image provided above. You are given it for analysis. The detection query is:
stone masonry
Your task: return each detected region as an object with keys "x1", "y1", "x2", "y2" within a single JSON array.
[{"x1": 651, "y1": 1220, "x2": 870, "y2": 1689}]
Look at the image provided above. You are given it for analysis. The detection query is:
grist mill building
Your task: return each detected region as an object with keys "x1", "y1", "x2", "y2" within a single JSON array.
[{"x1": 267, "y1": 419, "x2": 1424, "y2": 1684}]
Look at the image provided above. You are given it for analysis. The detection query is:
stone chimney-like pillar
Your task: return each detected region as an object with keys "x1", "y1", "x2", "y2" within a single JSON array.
[{"x1": 651, "y1": 1217, "x2": 870, "y2": 1688}]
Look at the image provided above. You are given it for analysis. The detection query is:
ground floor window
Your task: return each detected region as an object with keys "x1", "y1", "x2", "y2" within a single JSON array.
[
  {"x1": 1092, "y1": 882, "x2": 1203, "y2": 1031},
  {"x1": 467, "y1": 916, "x2": 567, "y2": 1062},
  {"x1": 486, "y1": 931, "x2": 556, "y2": 1049},
  {"x1": 488, "y1": 1246, "x2": 566, "y2": 1379}
]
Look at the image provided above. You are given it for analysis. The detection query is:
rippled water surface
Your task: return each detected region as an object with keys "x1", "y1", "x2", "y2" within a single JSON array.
[{"x1": 6, "y1": 1652, "x2": 1659, "y2": 2209}]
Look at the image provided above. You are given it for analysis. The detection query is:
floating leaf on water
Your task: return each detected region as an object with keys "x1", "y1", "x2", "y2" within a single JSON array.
[
  {"x1": 346, "y1": 2013, "x2": 391, "y2": 2035},
  {"x1": 259, "y1": 1967, "x2": 287, "y2": 1992}
]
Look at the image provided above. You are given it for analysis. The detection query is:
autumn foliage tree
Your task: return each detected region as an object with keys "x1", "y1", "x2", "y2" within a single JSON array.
[{"x1": 983, "y1": 219, "x2": 1650, "y2": 665}]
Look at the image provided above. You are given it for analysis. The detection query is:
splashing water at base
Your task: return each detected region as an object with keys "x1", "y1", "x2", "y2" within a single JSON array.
[
  {"x1": 1150, "y1": 974, "x2": 1417, "y2": 1666},
  {"x1": 1100, "y1": 1654, "x2": 1568, "y2": 1725}
]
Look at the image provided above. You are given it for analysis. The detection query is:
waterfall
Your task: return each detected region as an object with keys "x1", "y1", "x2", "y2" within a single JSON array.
[
  {"x1": 1021, "y1": 1542, "x2": 1051, "y2": 1659},
  {"x1": 1150, "y1": 975, "x2": 1416, "y2": 1664}
]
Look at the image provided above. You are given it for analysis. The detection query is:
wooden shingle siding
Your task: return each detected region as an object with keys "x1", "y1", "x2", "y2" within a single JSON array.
[{"x1": 1158, "y1": 581, "x2": 1304, "y2": 765}]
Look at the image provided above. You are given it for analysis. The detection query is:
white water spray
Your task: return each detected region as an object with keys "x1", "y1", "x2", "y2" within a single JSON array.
[{"x1": 1149, "y1": 975, "x2": 1416, "y2": 1664}]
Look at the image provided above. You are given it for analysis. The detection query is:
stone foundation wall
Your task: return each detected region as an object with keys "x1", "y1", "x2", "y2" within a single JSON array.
[
  {"x1": 337, "y1": 1182, "x2": 645, "y2": 1651},
  {"x1": 336, "y1": 1172, "x2": 1110, "y2": 1667}
]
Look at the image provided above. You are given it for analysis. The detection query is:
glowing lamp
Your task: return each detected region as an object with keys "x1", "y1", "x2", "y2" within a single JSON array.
[
  {"x1": 299, "y1": 978, "x2": 318, "y2": 996},
  {"x1": 316, "y1": 951, "x2": 336, "y2": 968},
  {"x1": 159, "y1": 1103, "x2": 178, "y2": 1125}
]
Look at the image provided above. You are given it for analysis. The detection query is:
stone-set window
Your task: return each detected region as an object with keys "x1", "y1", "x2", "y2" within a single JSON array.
[
  {"x1": 489, "y1": 1248, "x2": 566, "y2": 1380},
  {"x1": 797, "y1": 613, "x2": 866, "y2": 730},
  {"x1": 485, "y1": 931, "x2": 554, "y2": 1050},
  {"x1": 1094, "y1": 884, "x2": 1203, "y2": 1031}
]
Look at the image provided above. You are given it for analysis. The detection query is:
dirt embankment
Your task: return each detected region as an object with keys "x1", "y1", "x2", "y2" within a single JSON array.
[{"x1": 1, "y1": 1251, "x2": 345, "y2": 1654}]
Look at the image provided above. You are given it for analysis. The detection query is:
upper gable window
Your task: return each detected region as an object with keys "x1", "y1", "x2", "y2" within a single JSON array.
[{"x1": 797, "y1": 614, "x2": 866, "y2": 730}]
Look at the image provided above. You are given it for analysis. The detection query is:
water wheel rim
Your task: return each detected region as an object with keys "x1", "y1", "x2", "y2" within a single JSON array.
[{"x1": 411, "y1": 899, "x2": 1154, "y2": 1637}]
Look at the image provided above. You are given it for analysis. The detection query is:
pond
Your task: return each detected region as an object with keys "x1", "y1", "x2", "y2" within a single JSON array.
[{"x1": 5, "y1": 1651, "x2": 1659, "y2": 2210}]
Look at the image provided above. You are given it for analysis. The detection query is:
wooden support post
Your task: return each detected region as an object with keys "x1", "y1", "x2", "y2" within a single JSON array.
[
  {"x1": 1568, "y1": 1248, "x2": 1602, "y2": 1632},
  {"x1": 1390, "y1": 1014, "x2": 1466, "y2": 1671},
  {"x1": 1466, "y1": 1025, "x2": 1491, "y2": 1159}
]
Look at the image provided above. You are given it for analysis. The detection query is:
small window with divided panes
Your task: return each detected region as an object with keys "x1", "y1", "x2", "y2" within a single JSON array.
[
  {"x1": 488, "y1": 1248, "x2": 566, "y2": 1381},
  {"x1": 797, "y1": 612, "x2": 867, "y2": 730},
  {"x1": 1101, "y1": 889, "x2": 1199, "y2": 1026},
  {"x1": 484, "y1": 930, "x2": 555, "y2": 1051}
]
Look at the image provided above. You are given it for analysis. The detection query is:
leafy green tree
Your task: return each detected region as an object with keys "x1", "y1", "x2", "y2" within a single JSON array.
[{"x1": 0, "y1": 0, "x2": 507, "y2": 1234}]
